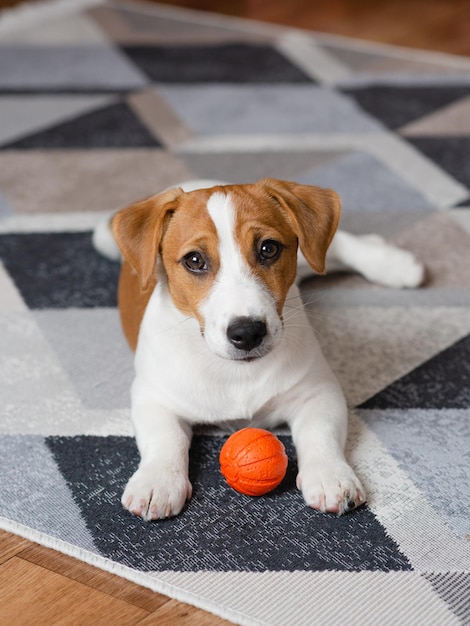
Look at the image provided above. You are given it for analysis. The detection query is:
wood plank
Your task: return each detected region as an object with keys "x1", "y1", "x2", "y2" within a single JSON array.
[
  {"x1": 156, "y1": 0, "x2": 470, "y2": 56},
  {"x1": 140, "y1": 598, "x2": 233, "y2": 625},
  {"x1": 0, "y1": 556, "x2": 149, "y2": 625},
  {"x1": 0, "y1": 530, "x2": 30, "y2": 564},
  {"x1": 18, "y1": 540, "x2": 168, "y2": 612}
]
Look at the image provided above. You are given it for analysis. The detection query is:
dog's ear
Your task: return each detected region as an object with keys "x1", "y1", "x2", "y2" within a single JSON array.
[
  {"x1": 260, "y1": 178, "x2": 341, "y2": 274},
  {"x1": 112, "y1": 188, "x2": 183, "y2": 290}
]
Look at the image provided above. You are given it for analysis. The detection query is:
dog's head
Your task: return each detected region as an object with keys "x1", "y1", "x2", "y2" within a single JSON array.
[{"x1": 112, "y1": 178, "x2": 340, "y2": 361}]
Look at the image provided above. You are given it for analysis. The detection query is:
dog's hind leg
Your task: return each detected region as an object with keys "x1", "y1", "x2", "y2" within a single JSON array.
[{"x1": 298, "y1": 230, "x2": 425, "y2": 288}]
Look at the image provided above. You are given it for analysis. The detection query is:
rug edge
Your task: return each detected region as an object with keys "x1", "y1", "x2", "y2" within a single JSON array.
[{"x1": 0, "y1": 517, "x2": 256, "y2": 626}]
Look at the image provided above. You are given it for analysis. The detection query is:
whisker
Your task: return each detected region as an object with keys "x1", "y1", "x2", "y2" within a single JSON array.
[{"x1": 153, "y1": 316, "x2": 193, "y2": 337}]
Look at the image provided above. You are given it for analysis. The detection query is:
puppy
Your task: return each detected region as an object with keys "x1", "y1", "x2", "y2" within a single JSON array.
[{"x1": 94, "y1": 178, "x2": 424, "y2": 520}]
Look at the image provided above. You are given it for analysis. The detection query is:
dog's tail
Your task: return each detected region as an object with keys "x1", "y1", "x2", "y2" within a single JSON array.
[{"x1": 92, "y1": 216, "x2": 121, "y2": 261}]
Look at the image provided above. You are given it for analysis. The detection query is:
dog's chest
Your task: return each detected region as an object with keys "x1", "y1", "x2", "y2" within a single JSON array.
[{"x1": 135, "y1": 330, "x2": 289, "y2": 423}]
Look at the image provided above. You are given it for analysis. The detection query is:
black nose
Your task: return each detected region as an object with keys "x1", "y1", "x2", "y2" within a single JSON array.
[{"x1": 227, "y1": 317, "x2": 267, "y2": 352}]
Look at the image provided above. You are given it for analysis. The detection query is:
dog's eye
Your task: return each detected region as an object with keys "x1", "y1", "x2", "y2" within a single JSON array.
[
  {"x1": 258, "y1": 239, "x2": 283, "y2": 264},
  {"x1": 182, "y1": 251, "x2": 208, "y2": 273}
]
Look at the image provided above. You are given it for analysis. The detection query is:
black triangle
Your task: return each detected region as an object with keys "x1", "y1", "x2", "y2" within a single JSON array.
[
  {"x1": 453, "y1": 196, "x2": 470, "y2": 207},
  {"x1": 2, "y1": 101, "x2": 162, "y2": 149},
  {"x1": 359, "y1": 334, "x2": 470, "y2": 409},
  {"x1": 342, "y1": 86, "x2": 470, "y2": 130},
  {"x1": 405, "y1": 136, "x2": 470, "y2": 190},
  {"x1": 121, "y1": 43, "x2": 314, "y2": 83}
]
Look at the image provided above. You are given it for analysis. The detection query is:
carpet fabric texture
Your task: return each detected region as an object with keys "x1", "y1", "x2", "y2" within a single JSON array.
[{"x1": 0, "y1": 1, "x2": 469, "y2": 624}]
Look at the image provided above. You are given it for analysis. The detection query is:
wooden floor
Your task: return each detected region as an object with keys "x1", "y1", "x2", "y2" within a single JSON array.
[
  {"x1": 0, "y1": 0, "x2": 469, "y2": 55},
  {"x1": 0, "y1": 530, "x2": 232, "y2": 625},
  {"x1": 0, "y1": 0, "x2": 469, "y2": 624},
  {"x1": 158, "y1": 0, "x2": 470, "y2": 56}
]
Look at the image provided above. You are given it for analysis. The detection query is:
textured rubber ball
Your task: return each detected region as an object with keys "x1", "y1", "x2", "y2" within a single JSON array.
[{"x1": 219, "y1": 428, "x2": 288, "y2": 496}]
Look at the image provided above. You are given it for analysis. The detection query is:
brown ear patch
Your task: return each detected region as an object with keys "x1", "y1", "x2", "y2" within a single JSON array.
[
  {"x1": 112, "y1": 187, "x2": 183, "y2": 290},
  {"x1": 259, "y1": 178, "x2": 341, "y2": 274},
  {"x1": 111, "y1": 187, "x2": 183, "y2": 350},
  {"x1": 117, "y1": 259, "x2": 154, "y2": 351}
]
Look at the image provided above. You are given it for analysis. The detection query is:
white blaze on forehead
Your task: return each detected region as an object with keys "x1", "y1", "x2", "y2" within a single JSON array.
[
  {"x1": 203, "y1": 191, "x2": 258, "y2": 321},
  {"x1": 206, "y1": 191, "x2": 246, "y2": 275},
  {"x1": 201, "y1": 191, "x2": 283, "y2": 358}
]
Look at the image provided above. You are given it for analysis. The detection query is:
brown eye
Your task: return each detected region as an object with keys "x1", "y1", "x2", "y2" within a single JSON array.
[
  {"x1": 258, "y1": 239, "x2": 283, "y2": 264},
  {"x1": 182, "y1": 251, "x2": 208, "y2": 273}
]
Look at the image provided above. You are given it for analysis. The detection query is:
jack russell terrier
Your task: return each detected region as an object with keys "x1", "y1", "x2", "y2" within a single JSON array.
[{"x1": 94, "y1": 178, "x2": 424, "y2": 521}]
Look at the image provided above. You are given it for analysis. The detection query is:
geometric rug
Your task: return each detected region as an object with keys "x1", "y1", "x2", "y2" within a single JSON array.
[{"x1": 0, "y1": 1, "x2": 469, "y2": 624}]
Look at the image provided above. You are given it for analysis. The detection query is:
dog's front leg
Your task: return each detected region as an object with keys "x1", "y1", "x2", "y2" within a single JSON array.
[
  {"x1": 289, "y1": 381, "x2": 365, "y2": 515},
  {"x1": 122, "y1": 400, "x2": 193, "y2": 521}
]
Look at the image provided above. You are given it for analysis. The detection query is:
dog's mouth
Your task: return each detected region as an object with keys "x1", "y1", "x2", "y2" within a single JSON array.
[
  {"x1": 221, "y1": 342, "x2": 275, "y2": 363},
  {"x1": 235, "y1": 353, "x2": 264, "y2": 363},
  {"x1": 223, "y1": 353, "x2": 267, "y2": 364},
  {"x1": 205, "y1": 342, "x2": 273, "y2": 363}
]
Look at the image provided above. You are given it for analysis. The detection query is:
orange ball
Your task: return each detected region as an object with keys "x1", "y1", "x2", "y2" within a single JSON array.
[{"x1": 219, "y1": 428, "x2": 288, "y2": 496}]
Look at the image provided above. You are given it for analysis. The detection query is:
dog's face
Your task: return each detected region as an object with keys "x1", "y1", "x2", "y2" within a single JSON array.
[
  {"x1": 113, "y1": 179, "x2": 341, "y2": 361},
  {"x1": 162, "y1": 186, "x2": 299, "y2": 360}
]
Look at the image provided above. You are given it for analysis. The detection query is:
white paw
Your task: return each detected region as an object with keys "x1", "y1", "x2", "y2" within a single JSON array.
[
  {"x1": 359, "y1": 236, "x2": 425, "y2": 289},
  {"x1": 297, "y1": 461, "x2": 366, "y2": 515},
  {"x1": 121, "y1": 466, "x2": 192, "y2": 521}
]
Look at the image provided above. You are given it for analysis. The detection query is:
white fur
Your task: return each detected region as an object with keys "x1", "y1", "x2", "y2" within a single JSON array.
[{"x1": 108, "y1": 180, "x2": 424, "y2": 521}]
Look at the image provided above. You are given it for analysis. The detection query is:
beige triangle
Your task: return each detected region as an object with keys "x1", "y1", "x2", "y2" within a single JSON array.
[
  {"x1": 127, "y1": 89, "x2": 195, "y2": 147},
  {"x1": 392, "y1": 210, "x2": 470, "y2": 289},
  {"x1": 0, "y1": 14, "x2": 108, "y2": 45},
  {"x1": 400, "y1": 95, "x2": 470, "y2": 136}
]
